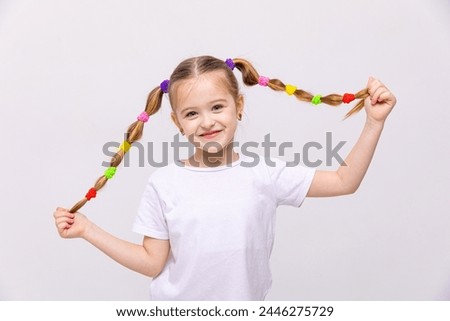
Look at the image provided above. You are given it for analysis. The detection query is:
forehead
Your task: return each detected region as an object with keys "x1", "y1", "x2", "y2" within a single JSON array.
[{"x1": 171, "y1": 71, "x2": 233, "y2": 111}]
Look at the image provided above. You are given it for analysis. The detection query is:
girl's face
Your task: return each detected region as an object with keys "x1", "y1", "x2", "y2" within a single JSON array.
[{"x1": 170, "y1": 71, "x2": 244, "y2": 155}]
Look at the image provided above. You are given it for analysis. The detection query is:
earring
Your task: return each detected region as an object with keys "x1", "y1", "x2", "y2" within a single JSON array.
[
  {"x1": 237, "y1": 113, "x2": 242, "y2": 121},
  {"x1": 180, "y1": 128, "x2": 185, "y2": 135}
]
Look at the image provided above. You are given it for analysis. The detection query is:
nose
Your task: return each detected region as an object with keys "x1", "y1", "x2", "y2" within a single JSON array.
[{"x1": 200, "y1": 113, "x2": 216, "y2": 129}]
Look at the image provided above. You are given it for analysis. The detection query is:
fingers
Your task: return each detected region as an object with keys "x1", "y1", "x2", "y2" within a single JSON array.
[
  {"x1": 55, "y1": 213, "x2": 74, "y2": 226},
  {"x1": 377, "y1": 91, "x2": 393, "y2": 103},
  {"x1": 367, "y1": 77, "x2": 392, "y2": 105},
  {"x1": 55, "y1": 217, "x2": 74, "y2": 231},
  {"x1": 54, "y1": 207, "x2": 70, "y2": 218},
  {"x1": 54, "y1": 207, "x2": 75, "y2": 234},
  {"x1": 371, "y1": 86, "x2": 386, "y2": 105}
]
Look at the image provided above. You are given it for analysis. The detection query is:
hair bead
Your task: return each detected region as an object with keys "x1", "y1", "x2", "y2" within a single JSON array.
[
  {"x1": 104, "y1": 167, "x2": 117, "y2": 179},
  {"x1": 342, "y1": 93, "x2": 356, "y2": 104},
  {"x1": 225, "y1": 58, "x2": 235, "y2": 70},
  {"x1": 311, "y1": 95, "x2": 322, "y2": 105},
  {"x1": 85, "y1": 188, "x2": 97, "y2": 200},
  {"x1": 160, "y1": 79, "x2": 170, "y2": 93},
  {"x1": 137, "y1": 111, "x2": 149, "y2": 123},
  {"x1": 119, "y1": 141, "x2": 131, "y2": 153},
  {"x1": 285, "y1": 84, "x2": 297, "y2": 95},
  {"x1": 258, "y1": 76, "x2": 270, "y2": 86}
]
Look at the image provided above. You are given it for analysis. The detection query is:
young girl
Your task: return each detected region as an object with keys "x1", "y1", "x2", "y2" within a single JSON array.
[{"x1": 54, "y1": 56, "x2": 396, "y2": 300}]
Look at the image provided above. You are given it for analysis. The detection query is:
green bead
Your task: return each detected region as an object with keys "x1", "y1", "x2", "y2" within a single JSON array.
[
  {"x1": 312, "y1": 95, "x2": 322, "y2": 105},
  {"x1": 104, "y1": 167, "x2": 117, "y2": 179}
]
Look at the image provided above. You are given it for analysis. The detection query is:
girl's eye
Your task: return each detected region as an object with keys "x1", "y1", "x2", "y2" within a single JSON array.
[
  {"x1": 185, "y1": 111, "x2": 197, "y2": 118},
  {"x1": 212, "y1": 104, "x2": 224, "y2": 111}
]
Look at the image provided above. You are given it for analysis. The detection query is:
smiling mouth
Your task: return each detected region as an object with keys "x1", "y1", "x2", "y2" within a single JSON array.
[{"x1": 200, "y1": 130, "x2": 222, "y2": 138}]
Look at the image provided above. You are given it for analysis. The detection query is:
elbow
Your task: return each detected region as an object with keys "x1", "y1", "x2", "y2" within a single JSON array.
[
  {"x1": 336, "y1": 172, "x2": 361, "y2": 196},
  {"x1": 140, "y1": 239, "x2": 169, "y2": 278},
  {"x1": 144, "y1": 267, "x2": 163, "y2": 279},
  {"x1": 143, "y1": 270, "x2": 159, "y2": 279},
  {"x1": 346, "y1": 183, "x2": 360, "y2": 195},
  {"x1": 144, "y1": 262, "x2": 166, "y2": 278},
  {"x1": 145, "y1": 272, "x2": 159, "y2": 279},
  {"x1": 340, "y1": 182, "x2": 360, "y2": 196}
]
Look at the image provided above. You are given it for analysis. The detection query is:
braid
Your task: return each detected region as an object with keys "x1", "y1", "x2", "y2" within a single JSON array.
[
  {"x1": 233, "y1": 58, "x2": 369, "y2": 119},
  {"x1": 69, "y1": 86, "x2": 164, "y2": 213}
]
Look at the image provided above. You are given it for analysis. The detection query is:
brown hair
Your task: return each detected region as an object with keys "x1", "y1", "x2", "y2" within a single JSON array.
[
  {"x1": 69, "y1": 55, "x2": 368, "y2": 213},
  {"x1": 168, "y1": 56, "x2": 240, "y2": 106},
  {"x1": 231, "y1": 57, "x2": 369, "y2": 117}
]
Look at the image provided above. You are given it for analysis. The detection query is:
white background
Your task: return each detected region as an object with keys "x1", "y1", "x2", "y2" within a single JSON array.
[{"x1": 1, "y1": 0, "x2": 449, "y2": 300}]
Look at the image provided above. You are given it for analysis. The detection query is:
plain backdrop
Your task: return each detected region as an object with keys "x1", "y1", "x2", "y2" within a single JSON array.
[{"x1": 1, "y1": 0, "x2": 449, "y2": 300}]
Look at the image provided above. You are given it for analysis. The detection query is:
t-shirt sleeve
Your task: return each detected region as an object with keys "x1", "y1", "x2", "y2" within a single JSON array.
[
  {"x1": 265, "y1": 156, "x2": 316, "y2": 207},
  {"x1": 133, "y1": 177, "x2": 169, "y2": 240}
]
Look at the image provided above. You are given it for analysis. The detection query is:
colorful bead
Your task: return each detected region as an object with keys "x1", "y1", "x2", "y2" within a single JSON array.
[
  {"x1": 225, "y1": 58, "x2": 235, "y2": 70},
  {"x1": 342, "y1": 93, "x2": 356, "y2": 104},
  {"x1": 104, "y1": 167, "x2": 117, "y2": 179},
  {"x1": 285, "y1": 84, "x2": 297, "y2": 95},
  {"x1": 137, "y1": 111, "x2": 149, "y2": 123},
  {"x1": 311, "y1": 95, "x2": 322, "y2": 105},
  {"x1": 258, "y1": 76, "x2": 270, "y2": 86},
  {"x1": 119, "y1": 141, "x2": 131, "y2": 153},
  {"x1": 160, "y1": 79, "x2": 170, "y2": 93},
  {"x1": 85, "y1": 188, "x2": 97, "y2": 200}
]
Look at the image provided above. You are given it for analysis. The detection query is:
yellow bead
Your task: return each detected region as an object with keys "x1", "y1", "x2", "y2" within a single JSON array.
[
  {"x1": 285, "y1": 84, "x2": 297, "y2": 95},
  {"x1": 119, "y1": 141, "x2": 131, "y2": 153}
]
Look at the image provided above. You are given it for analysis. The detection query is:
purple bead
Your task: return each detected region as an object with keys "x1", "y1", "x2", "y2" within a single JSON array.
[
  {"x1": 160, "y1": 79, "x2": 170, "y2": 93},
  {"x1": 225, "y1": 58, "x2": 235, "y2": 70}
]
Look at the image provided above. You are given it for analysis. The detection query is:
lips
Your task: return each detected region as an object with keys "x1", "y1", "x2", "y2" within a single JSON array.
[{"x1": 200, "y1": 130, "x2": 222, "y2": 138}]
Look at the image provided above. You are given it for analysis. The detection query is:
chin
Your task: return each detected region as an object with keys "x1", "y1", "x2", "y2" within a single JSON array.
[{"x1": 201, "y1": 146, "x2": 224, "y2": 154}]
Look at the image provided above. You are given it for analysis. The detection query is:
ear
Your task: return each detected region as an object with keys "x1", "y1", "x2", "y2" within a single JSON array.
[
  {"x1": 171, "y1": 111, "x2": 182, "y2": 131},
  {"x1": 236, "y1": 95, "x2": 244, "y2": 115}
]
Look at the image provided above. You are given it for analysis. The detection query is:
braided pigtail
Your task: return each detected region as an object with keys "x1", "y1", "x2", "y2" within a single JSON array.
[
  {"x1": 232, "y1": 58, "x2": 369, "y2": 119},
  {"x1": 69, "y1": 81, "x2": 168, "y2": 213}
]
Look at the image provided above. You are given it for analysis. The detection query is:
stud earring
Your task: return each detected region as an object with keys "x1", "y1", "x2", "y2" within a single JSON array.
[
  {"x1": 180, "y1": 128, "x2": 185, "y2": 135},
  {"x1": 237, "y1": 113, "x2": 242, "y2": 121}
]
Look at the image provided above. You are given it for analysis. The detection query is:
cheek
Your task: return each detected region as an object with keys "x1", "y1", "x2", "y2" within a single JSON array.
[
  {"x1": 220, "y1": 111, "x2": 238, "y2": 125},
  {"x1": 179, "y1": 120, "x2": 197, "y2": 132}
]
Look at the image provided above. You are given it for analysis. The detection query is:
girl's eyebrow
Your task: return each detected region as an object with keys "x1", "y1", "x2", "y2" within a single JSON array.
[{"x1": 179, "y1": 99, "x2": 228, "y2": 114}]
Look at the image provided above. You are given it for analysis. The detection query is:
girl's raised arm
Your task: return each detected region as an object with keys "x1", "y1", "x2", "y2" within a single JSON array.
[
  {"x1": 307, "y1": 77, "x2": 397, "y2": 197},
  {"x1": 53, "y1": 207, "x2": 170, "y2": 278}
]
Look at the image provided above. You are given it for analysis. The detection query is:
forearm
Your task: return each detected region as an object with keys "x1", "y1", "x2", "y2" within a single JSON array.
[
  {"x1": 82, "y1": 222, "x2": 157, "y2": 277},
  {"x1": 337, "y1": 119, "x2": 384, "y2": 193}
]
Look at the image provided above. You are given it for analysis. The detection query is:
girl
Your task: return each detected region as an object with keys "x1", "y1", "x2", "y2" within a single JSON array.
[{"x1": 54, "y1": 56, "x2": 396, "y2": 300}]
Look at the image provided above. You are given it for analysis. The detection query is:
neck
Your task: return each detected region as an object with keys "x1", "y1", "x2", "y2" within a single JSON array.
[{"x1": 186, "y1": 143, "x2": 239, "y2": 168}]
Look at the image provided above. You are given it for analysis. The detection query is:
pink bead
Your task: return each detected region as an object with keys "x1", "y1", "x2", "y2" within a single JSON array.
[
  {"x1": 137, "y1": 112, "x2": 149, "y2": 123},
  {"x1": 258, "y1": 76, "x2": 270, "y2": 86}
]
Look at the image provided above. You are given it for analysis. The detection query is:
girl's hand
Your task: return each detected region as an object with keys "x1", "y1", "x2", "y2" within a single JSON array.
[
  {"x1": 364, "y1": 77, "x2": 397, "y2": 125},
  {"x1": 53, "y1": 207, "x2": 90, "y2": 239}
]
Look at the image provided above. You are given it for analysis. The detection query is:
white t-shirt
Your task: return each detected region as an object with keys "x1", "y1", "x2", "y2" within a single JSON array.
[{"x1": 133, "y1": 153, "x2": 315, "y2": 300}]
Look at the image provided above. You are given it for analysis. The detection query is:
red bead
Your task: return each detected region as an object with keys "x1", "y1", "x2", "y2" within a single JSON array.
[
  {"x1": 342, "y1": 93, "x2": 355, "y2": 104},
  {"x1": 85, "y1": 188, "x2": 97, "y2": 200}
]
